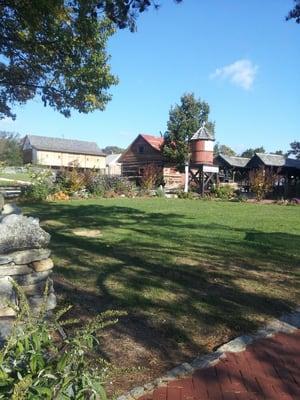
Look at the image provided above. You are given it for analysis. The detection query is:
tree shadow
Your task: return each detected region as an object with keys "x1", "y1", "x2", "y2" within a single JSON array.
[{"x1": 23, "y1": 201, "x2": 300, "y2": 383}]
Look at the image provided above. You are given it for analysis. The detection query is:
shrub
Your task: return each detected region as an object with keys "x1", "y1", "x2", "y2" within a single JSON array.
[
  {"x1": 155, "y1": 187, "x2": 165, "y2": 198},
  {"x1": 211, "y1": 184, "x2": 236, "y2": 200},
  {"x1": 177, "y1": 191, "x2": 195, "y2": 199},
  {"x1": 22, "y1": 168, "x2": 54, "y2": 201},
  {"x1": 55, "y1": 168, "x2": 86, "y2": 194},
  {"x1": 0, "y1": 280, "x2": 126, "y2": 399},
  {"x1": 249, "y1": 168, "x2": 277, "y2": 201},
  {"x1": 86, "y1": 175, "x2": 135, "y2": 197},
  {"x1": 140, "y1": 164, "x2": 164, "y2": 190}
]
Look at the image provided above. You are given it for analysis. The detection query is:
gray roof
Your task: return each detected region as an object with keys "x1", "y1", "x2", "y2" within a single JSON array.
[
  {"x1": 106, "y1": 153, "x2": 122, "y2": 165},
  {"x1": 286, "y1": 158, "x2": 300, "y2": 170},
  {"x1": 255, "y1": 153, "x2": 286, "y2": 167},
  {"x1": 218, "y1": 154, "x2": 250, "y2": 168},
  {"x1": 25, "y1": 135, "x2": 105, "y2": 156},
  {"x1": 190, "y1": 124, "x2": 215, "y2": 141},
  {"x1": 249, "y1": 153, "x2": 300, "y2": 170}
]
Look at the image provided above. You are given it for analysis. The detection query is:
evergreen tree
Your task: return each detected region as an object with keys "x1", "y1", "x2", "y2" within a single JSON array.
[{"x1": 163, "y1": 93, "x2": 214, "y2": 171}]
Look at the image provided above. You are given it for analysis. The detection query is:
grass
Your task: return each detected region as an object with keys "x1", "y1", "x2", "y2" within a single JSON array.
[
  {"x1": 0, "y1": 172, "x2": 31, "y2": 182},
  {"x1": 22, "y1": 198, "x2": 300, "y2": 392}
]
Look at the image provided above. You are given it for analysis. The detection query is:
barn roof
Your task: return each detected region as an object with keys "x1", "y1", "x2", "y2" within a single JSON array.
[
  {"x1": 255, "y1": 153, "x2": 286, "y2": 167},
  {"x1": 190, "y1": 124, "x2": 215, "y2": 141},
  {"x1": 106, "y1": 153, "x2": 122, "y2": 165},
  {"x1": 141, "y1": 134, "x2": 164, "y2": 151},
  {"x1": 217, "y1": 154, "x2": 250, "y2": 168},
  {"x1": 247, "y1": 153, "x2": 300, "y2": 170},
  {"x1": 25, "y1": 135, "x2": 105, "y2": 156}
]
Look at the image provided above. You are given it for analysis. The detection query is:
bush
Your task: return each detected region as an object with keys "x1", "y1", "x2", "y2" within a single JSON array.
[
  {"x1": 140, "y1": 164, "x2": 164, "y2": 190},
  {"x1": 55, "y1": 168, "x2": 86, "y2": 194},
  {"x1": 86, "y1": 175, "x2": 136, "y2": 197},
  {"x1": 249, "y1": 168, "x2": 277, "y2": 201},
  {"x1": 155, "y1": 187, "x2": 165, "y2": 198},
  {"x1": 22, "y1": 168, "x2": 54, "y2": 201},
  {"x1": 177, "y1": 191, "x2": 195, "y2": 199},
  {"x1": 0, "y1": 280, "x2": 126, "y2": 399},
  {"x1": 211, "y1": 184, "x2": 236, "y2": 200}
]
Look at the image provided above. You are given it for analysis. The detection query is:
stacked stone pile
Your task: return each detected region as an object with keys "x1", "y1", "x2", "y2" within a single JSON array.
[{"x1": 0, "y1": 200, "x2": 56, "y2": 339}]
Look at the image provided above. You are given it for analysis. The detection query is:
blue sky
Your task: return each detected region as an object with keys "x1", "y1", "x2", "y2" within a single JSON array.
[{"x1": 0, "y1": 0, "x2": 299, "y2": 154}]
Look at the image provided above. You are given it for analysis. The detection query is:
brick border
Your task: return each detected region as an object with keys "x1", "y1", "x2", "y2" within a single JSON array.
[{"x1": 116, "y1": 307, "x2": 300, "y2": 400}]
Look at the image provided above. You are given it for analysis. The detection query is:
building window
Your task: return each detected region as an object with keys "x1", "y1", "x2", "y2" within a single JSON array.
[{"x1": 138, "y1": 145, "x2": 144, "y2": 154}]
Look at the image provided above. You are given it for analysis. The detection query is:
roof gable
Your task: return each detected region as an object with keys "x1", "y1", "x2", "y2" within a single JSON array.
[
  {"x1": 106, "y1": 154, "x2": 122, "y2": 165},
  {"x1": 216, "y1": 154, "x2": 250, "y2": 168},
  {"x1": 140, "y1": 134, "x2": 164, "y2": 151},
  {"x1": 191, "y1": 125, "x2": 215, "y2": 141},
  {"x1": 24, "y1": 135, "x2": 105, "y2": 156}
]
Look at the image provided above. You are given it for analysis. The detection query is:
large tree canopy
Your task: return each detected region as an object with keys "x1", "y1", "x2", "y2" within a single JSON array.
[
  {"x1": 163, "y1": 93, "x2": 215, "y2": 171},
  {"x1": 0, "y1": 0, "x2": 181, "y2": 120},
  {"x1": 287, "y1": 0, "x2": 300, "y2": 23}
]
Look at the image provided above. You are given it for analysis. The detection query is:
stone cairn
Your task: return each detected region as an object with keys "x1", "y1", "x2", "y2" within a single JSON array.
[{"x1": 0, "y1": 194, "x2": 56, "y2": 340}]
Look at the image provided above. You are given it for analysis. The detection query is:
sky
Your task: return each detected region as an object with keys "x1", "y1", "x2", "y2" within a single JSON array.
[{"x1": 0, "y1": 0, "x2": 299, "y2": 154}]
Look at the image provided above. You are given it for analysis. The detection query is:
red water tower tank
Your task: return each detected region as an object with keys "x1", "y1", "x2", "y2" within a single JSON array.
[{"x1": 190, "y1": 124, "x2": 214, "y2": 165}]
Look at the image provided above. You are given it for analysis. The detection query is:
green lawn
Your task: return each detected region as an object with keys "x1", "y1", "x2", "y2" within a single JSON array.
[
  {"x1": 23, "y1": 199, "x2": 300, "y2": 392},
  {"x1": 0, "y1": 172, "x2": 31, "y2": 182}
]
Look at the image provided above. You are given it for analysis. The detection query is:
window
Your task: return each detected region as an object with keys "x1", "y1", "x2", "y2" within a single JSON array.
[{"x1": 138, "y1": 145, "x2": 144, "y2": 154}]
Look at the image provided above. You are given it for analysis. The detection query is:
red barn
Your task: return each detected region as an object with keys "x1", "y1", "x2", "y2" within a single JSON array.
[{"x1": 119, "y1": 134, "x2": 184, "y2": 189}]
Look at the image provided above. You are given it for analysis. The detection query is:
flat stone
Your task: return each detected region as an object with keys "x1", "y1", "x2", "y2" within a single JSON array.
[
  {"x1": 22, "y1": 279, "x2": 54, "y2": 296},
  {"x1": 116, "y1": 396, "x2": 128, "y2": 400},
  {"x1": 217, "y1": 335, "x2": 253, "y2": 353},
  {"x1": 31, "y1": 258, "x2": 54, "y2": 272},
  {"x1": 0, "y1": 203, "x2": 22, "y2": 219},
  {"x1": 255, "y1": 320, "x2": 297, "y2": 339},
  {"x1": 129, "y1": 386, "x2": 145, "y2": 399},
  {"x1": 14, "y1": 270, "x2": 52, "y2": 286},
  {"x1": 280, "y1": 312, "x2": 300, "y2": 329},
  {"x1": 28, "y1": 292, "x2": 57, "y2": 312},
  {"x1": 0, "y1": 263, "x2": 33, "y2": 276},
  {"x1": 0, "y1": 248, "x2": 51, "y2": 265},
  {"x1": 190, "y1": 352, "x2": 222, "y2": 369},
  {"x1": 0, "y1": 306, "x2": 16, "y2": 317},
  {"x1": 0, "y1": 276, "x2": 16, "y2": 308},
  {"x1": 0, "y1": 318, "x2": 14, "y2": 343},
  {"x1": 0, "y1": 214, "x2": 50, "y2": 253},
  {"x1": 143, "y1": 383, "x2": 155, "y2": 392},
  {"x1": 165, "y1": 364, "x2": 188, "y2": 378}
]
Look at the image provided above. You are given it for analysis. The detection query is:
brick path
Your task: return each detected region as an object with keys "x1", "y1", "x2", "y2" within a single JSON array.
[{"x1": 140, "y1": 330, "x2": 300, "y2": 400}]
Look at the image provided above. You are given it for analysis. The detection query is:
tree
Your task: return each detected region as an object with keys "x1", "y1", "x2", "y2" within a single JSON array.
[
  {"x1": 249, "y1": 167, "x2": 277, "y2": 201},
  {"x1": 240, "y1": 147, "x2": 265, "y2": 158},
  {"x1": 287, "y1": 141, "x2": 300, "y2": 159},
  {"x1": 162, "y1": 93, "x2": 215, "y2": 171},
  {"x1": 287, "y1": 0, "x2": 300, "y2": 23},
  {"x1": 0, "y1": 131, "x2": 23, "y2": 165},
  {"x1": 214, "y1": 143, "x2": 236, "y2": 157},
  {"x1": 271, "y1": 150, "x2": 284, "y2": 156},
  {"x1": 0, "y1": 1, "x2": 182, "y2": 120},
  {"x1": 102, "y1": 145, "x2": 125, "y2": 155}
]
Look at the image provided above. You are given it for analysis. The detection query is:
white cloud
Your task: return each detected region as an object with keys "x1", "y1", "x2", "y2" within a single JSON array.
[{"x1": 210, "y1": 59, "x2": 258, "y2": 90}]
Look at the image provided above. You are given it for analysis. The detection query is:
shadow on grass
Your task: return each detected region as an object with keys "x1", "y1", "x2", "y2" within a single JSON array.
[{"x1": 23, "y1": 201, "x2": 300, "y2": 366}]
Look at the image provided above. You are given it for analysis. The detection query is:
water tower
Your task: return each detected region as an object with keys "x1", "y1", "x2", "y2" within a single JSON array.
[{"x1": 188, "y1": 123, "x2": 219, "y2": 194}]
